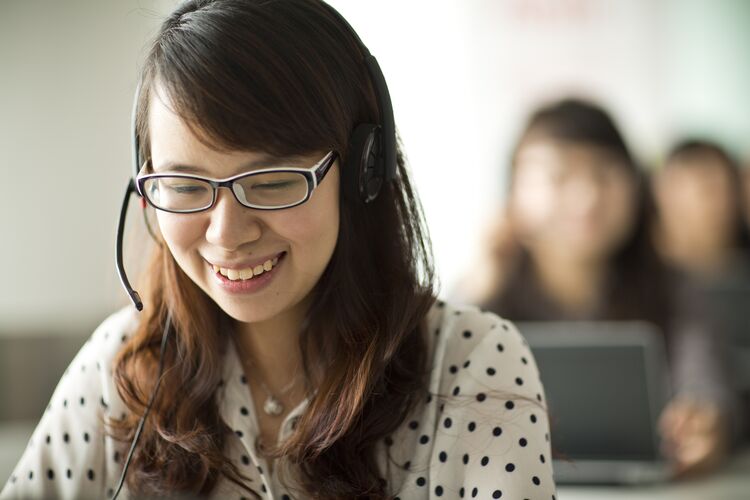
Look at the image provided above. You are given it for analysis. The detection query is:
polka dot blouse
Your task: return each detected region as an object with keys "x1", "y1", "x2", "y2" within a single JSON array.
[{"x1": 1, "y1": 301, "x2": 555, "y2": 499}]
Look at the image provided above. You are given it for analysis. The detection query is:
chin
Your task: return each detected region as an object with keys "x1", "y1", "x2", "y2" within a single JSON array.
[{"x1": 216, "y1": 299, "x2": 285, "y2": 324}]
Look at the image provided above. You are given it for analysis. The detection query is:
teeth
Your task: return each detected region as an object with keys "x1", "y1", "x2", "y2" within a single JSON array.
[{"x1": 213, "y1": 255, "x2": 281, "y2": 281}]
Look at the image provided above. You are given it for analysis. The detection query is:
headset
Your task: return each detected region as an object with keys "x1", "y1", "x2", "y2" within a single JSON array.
[{"x1": 112, "y1": 1, "x2": 396, "y2": 498}]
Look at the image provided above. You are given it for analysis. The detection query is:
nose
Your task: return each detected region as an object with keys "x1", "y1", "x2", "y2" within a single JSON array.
[{"x1": 204, "y1": 187, "x2": 262, "y2": 250}]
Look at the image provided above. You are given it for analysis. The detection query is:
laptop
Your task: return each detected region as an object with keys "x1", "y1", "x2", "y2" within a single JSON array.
[
  {"x1": 518, "y1": 321, "x2": 673, "y2": 484},
  {"x1": 701, "y1": 285, "x2": 750, "y2": 391}
]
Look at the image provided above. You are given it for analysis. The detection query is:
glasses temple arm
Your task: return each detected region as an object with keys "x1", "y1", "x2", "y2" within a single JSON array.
[{"x1": 314, "y1": 151, "x2": 338, "y2": 185}]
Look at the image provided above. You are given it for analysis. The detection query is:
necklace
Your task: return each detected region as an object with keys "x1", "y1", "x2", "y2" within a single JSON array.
[
  {"x1": 234, "y1": 340, "x2": 301, "y2": 416},
  {"x1": 257, "y1": 377, "x2": 298, "y2": 416}
]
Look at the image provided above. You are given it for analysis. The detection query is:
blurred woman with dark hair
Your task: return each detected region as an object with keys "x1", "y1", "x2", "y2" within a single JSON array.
[
  {"x1": 1, "y1": 1, "x2": 553, "y2": 499},
  {"x1": 459, "y1": 98, "x2": 736, "y2": 478},
  {"x1": 653, "y1": 138, "x2": 750, "y2": 445}
]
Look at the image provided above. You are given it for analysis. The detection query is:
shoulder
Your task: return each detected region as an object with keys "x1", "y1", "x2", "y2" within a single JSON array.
[
  {"x1": 88, "y1": 305, "x2": 141, "y2": 356},
  {"x1": 409, "y1": 302, "x2": 556, "y2": 497},
  {"x1": 42, "y1": 305, "x2": 140, "y2": 402},
  {"x1": 0, "y1": 306, "x2": 141, "y2": 499},
  {"x1": 427, "y1": 300, "x2": 517, "y2": 335},
  {"x1": 81, "y1": 306, "x2": 143, "y2": 417},
  {"x1": 43, "y1": 304, "x2": 142, "y2": 419},
  {"x1": 427, "y1": 300, "x2": 547, "y2": 413},
  {"x1": 57, "y1": 306, "x2": 141, "y2": 389},
  {"x1": 428, "y1": 301, "x2": 534, "y2": 377}
]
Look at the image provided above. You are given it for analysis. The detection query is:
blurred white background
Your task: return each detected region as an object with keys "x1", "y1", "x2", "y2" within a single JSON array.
[{"x1": 1, "y1": 0, "x2": 749, "y2": 334}]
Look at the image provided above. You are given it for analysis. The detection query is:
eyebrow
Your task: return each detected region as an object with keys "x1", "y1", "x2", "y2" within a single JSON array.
[{"x1": 152, "y1": 154, "x2": 306, "y2": 174}]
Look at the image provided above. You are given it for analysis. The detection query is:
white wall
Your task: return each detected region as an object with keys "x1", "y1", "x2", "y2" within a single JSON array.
[
  {"x1": 0, "y1": 0, "x2": 175, "y2": 333},
  {"x1": 1, "y1": 0, "x2": 748, "y2": 334},
  {"x1": 329, "y1": 0, "x2": 750, "y2": 295}
]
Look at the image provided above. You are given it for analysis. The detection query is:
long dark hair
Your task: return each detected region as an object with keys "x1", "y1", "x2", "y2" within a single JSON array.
[
  {"x1": 484, "y1": 98, "x2": 670, "y2": 322},
  {"x1": 109, "y1": 1, "x2": 435, "y2": 497}
]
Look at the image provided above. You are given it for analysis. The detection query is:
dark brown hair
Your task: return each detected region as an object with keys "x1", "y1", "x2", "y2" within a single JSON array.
[{"x1": 109, "y1": 1, "x2": 436, "y2": 497}]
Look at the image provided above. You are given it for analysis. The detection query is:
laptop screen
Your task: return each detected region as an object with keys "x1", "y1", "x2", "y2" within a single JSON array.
[{"x1": 521, "y1": 322, "x2": 669, "y2": 462}]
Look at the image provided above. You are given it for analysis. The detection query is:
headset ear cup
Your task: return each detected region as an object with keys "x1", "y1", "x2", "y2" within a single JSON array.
[{"x1": 345, "y1": 123, "x2": 384, "y2": 203}]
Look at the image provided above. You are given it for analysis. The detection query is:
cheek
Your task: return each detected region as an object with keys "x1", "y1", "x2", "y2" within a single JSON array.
[
  {"x1": 155, "y1": 212, "x2": 204, "y2": 257},
  {"x1": 509, "y1": 180, "x2": 559, "y2": 237},
  {"x1": 274, "y1": 169, "x2": 340, "y2": 265},
  {"x1": 695, "y1": 178, "x2": 734, "y2": 224},
  {"x1": 275, "y1": 208, "x2": 338, "y2": 247}
]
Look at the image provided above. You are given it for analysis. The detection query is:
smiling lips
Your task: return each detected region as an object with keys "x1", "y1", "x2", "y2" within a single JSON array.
[{"x1": 210, "y1": 255, "x2": 281, "y2": 281}]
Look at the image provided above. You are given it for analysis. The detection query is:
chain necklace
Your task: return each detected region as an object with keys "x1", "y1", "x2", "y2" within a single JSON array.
[
  {"x1": 257, "y1": 377, "x2": 298, "y2": 416},
  {"x1": 235, "y1": 340, "x2": 301, "y2": 417}
]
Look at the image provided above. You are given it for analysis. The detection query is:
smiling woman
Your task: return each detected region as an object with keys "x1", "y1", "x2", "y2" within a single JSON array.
[
  {"x1": 140, "y1": 88, "x2": 343, "y2": 328},
  {"x1": 0, "y1": 1, "x2": 554, "y2": 499}
]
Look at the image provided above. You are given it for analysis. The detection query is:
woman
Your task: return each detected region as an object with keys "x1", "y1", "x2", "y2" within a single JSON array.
[
  {"x1": 0, "y1": 1, "x2": 553, "y2": 499},
  {"x1": 652, "y1": 139, "x2": 750, "y2": 443},
  {"x1": 461, "y1": 98, "x2": 735, "y2": 478}
]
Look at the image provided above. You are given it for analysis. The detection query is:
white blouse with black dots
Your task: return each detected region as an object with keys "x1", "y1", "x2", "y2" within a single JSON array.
[{"x1": 1, "y1": 301, "x2": 556, "y2": 499}]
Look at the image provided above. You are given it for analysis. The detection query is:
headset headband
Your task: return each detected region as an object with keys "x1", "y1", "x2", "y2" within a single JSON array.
[{"x1": 317, "y1": 3, "x2": 397, "y2": 182}]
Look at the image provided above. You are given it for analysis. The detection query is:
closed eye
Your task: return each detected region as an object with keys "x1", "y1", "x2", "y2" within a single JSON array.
[
  {"x1": 171, "y1": 185, "x2": 209, "y2": 194},
  {"x1": 252, "y1": 181, "x2": 297, "y2": 190}
]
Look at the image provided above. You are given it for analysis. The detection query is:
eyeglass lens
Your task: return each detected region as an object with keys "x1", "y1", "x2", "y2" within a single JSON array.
[{"x1": 142, "y1": 171, "x2": 309, "y2": 211}]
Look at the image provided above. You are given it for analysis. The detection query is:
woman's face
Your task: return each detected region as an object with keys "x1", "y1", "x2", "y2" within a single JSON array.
[
  {"x1": 147, "y1": 89, "x2": 340, "y2": 325},
  {"x1": 654, "y1": 155, "x2": 736, "y2": 249},
  {"x1": 509, "y1": 140, "x2": 638, "y2": 262}
]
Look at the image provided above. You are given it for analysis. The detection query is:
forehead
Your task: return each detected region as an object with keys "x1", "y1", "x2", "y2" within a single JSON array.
[
  {"x1": 667, "y1": 152, "x2": 730, "y2": 173},
  {"x1": 517, "y1": 140, "x2": 622, "y2": 169},
  {"x1": 147, "y1": 86, "x2": 312, "y2": 176}
]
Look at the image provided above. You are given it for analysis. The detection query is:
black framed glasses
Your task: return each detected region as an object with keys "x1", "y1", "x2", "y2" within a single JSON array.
[{"x1": 135, "y1": 150, "x2": 338, "y2": 213}]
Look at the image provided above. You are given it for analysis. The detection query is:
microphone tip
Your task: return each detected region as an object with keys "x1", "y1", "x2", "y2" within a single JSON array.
[{"x1": 131, "y1": 291, "x2": 143, "y2": 311}]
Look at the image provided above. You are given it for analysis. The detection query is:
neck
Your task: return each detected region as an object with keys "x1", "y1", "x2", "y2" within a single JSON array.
[
  {"x1": 231, "y1": 297, "x2": 310, "y2": 394},
  {"x1": 530, "y1": 245, "x2": 607, "y2": 316}
]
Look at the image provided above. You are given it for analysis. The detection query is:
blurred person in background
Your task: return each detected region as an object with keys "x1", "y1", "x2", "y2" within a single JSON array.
[
  {"x1": 652, "y1": 139, "x2": 750, "y2": 283},
  {"x1": 456, "y1": 98, "x2": 737, "y2": 478},
  {"x1": 652, "y1": 139, "x2": 750, "y2": 444}
]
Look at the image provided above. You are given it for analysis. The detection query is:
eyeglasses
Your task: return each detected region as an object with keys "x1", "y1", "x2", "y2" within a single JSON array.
[{"x1": 135, "y1": 151, "x2": 338, "y2": 213}]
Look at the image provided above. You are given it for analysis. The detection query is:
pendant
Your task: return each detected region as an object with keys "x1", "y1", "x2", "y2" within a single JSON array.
[{"x1": 263, "y1": 396, "x2": 284, "y2": 416}]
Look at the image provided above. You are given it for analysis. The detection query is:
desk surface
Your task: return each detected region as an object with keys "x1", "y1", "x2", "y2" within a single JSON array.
[{"x1": 558, "y1": 449, "x2": 750, "y2": 500}]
